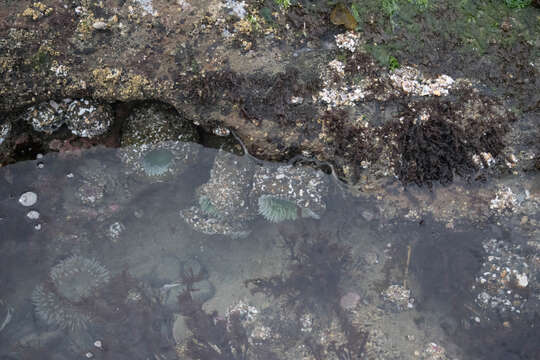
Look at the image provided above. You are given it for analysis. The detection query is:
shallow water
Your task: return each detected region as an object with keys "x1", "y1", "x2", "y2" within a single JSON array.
[{"x1": 0, "y1": 144, "x2": 538, "y2": 360}]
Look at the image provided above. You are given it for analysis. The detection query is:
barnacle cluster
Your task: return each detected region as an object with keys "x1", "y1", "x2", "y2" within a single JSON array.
[
  {"x1": 24, "y1": 99, "x2": 113, "y2": 137},
  {"x1": 473, "y1": 238, "x2": 532, "y2": 320}
]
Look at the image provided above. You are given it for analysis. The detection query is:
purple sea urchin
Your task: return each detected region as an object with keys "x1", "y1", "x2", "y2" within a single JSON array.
[{"x1": 32, "y1": 255, "x2": 110, "y2": 330}]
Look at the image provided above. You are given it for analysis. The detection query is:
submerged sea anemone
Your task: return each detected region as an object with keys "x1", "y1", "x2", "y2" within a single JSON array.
[
  {"x1": 141, "y1": 148, "x2": 175, "y2": 176},
  {"x1": 119, "y1": 141, "x2": 200, "y2": 180},
  {"x1": 32, "y1": 255, "x2": 110, "y2": 330},
  {"x1": 32, "y1": 285, "x2": 91, "y2": 331},
  {"x1": 119, "y1": 102, "x2": 200, "y2": 181},
  {"x1": 258, "y1": 195, "x2": 298, "y2": 223},
  {"x1": 198, "y1": 195, "x2": 221, "y2": 217},
  {"x1": 251, "y1": 165, "x2": 329, "y2": 222}
]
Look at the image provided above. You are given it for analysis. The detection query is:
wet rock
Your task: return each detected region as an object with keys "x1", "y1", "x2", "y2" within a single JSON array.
[
  {"x1": 0, "y1": 122, "x2": 11, "y2": 145},
  {"x1": 330, "y1": 4, "x2": 358, "y2": 31},
  {"x1": 24, "y1": 98, "x2": 113, "y2": 138},
  {"x1": 65, "y1": 99, "x2": 113, "y2": 138},
  {"x1": 25, "y1": 100, "x2": 66, "y2": 134},
  {"x1": 120, "y1": 103, "x2": 198, "y2": 146}
]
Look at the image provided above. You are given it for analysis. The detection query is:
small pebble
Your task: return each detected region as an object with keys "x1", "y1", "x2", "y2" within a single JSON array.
[
  {"x1": 34, "y1": 224, "x2": 42, "y2": 230},
  {"x1": 94, "y1": 340, "x2": 103, "y2": 349},
  {"x1": 19, "y1": 192, "x2": 38, "y2": 207},
  {"x1": 134, "y1": 209, "x2": 144, "y2": 218},
  {"x1": 92, "y1": 21, "x2": 108, "y2": 30},
  {"x1": 26, "y1": 210, "x2": 40, "y2": 220},
  {"x1": 361, "y1": 210, "x2": 375, "y2": 222},
  {"x1": 85, "y1": 352, "x2": 94, "y2": 358},
  {"x1": 515, "y1": 273, "x2": 528, "y2": 288}
]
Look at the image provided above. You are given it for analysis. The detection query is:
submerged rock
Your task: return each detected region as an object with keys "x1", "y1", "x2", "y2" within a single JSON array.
[
  {"x1": 119, "y1": 103, "x2": 200, "y2": 181},
  {"x1": 473, "y1": 238, "x2": 533, "y2": 320},
  {"x1": 196, "y1": 150, "x2": 255, "y2": 221},
  {"x1": 180, "y1": 205, "x2": 251, "y2": 239},
  {"x1": 251, "y1": 164, "x2": 329, "y2": 222},
  {"x1": 120, "y1": 141, "x2": 200, "y2": 180}
]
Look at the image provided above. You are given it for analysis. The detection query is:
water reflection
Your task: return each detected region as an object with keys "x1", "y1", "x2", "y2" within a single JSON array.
[{"x1": 0, "y1": 144, "x2": 537, "y2": 360}]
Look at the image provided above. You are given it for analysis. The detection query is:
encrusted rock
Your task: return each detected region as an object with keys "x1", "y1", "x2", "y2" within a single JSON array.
[
  {"x1": 180, "y1": 205, "x2": 251, "y2": 239},
  {"x1": 472, "y1": 238, "x2": 532, "y2": 319},
  {"x1": 121, "y1": 103, "x2": 199, "y2": 146},
  {"x1": 65, "y1": 99, "x2": 113, "y2": 138},
  {"x1": 119, "y1": 103, "x2": 200, "y2": 180},
  {"x1": 250, "y1": 164, "x2": 329, "y2": 222},
  {"x1": 197, "y1": 150, "x2": 255, "y2": 221},
  {"x1": 24, "y1": 98, "x2": 113, "y2": 137},
  {"x1": 25, "y1": 100, "x2": 66, "y2": 134},
  {"x1": 389, "y1": 66, "x2": 455, "y2": 97},
  {"x1": 0, "y1": 122, "x2": 11, "y2": 145},
  {"x1": 382, "y1": 284, "x2": 413, "y2": 311}
]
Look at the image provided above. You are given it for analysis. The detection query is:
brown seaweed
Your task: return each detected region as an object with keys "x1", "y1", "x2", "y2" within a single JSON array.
[{"x1": 245, "y1": 222, "x2": 368, "y2": 359}]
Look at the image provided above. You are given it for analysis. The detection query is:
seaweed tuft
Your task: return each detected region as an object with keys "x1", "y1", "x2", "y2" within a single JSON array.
[{"x1": 246, "y1": 223, "x2": 352, "y2": 316}]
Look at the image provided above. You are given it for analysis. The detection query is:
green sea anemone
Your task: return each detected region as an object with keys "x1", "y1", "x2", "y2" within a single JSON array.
[
  {"x1": 119, "y1": 141, "x2": 200, "y2": 181},
  {"x1": 198, "y1": 195, "x2": 221, "y2": 217},
  {"x1": 32, "y1": 255, "x2": 110, "y2": 330},
  {"x1": 32, "y1": 284, "x2": 91, "y2": 331},
  {"x1": 141, "y1": 148, "x2": 174, "y2": 176},
  {"x1": 258, "y1": 195, "x2": 298, "y2": 223}
]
